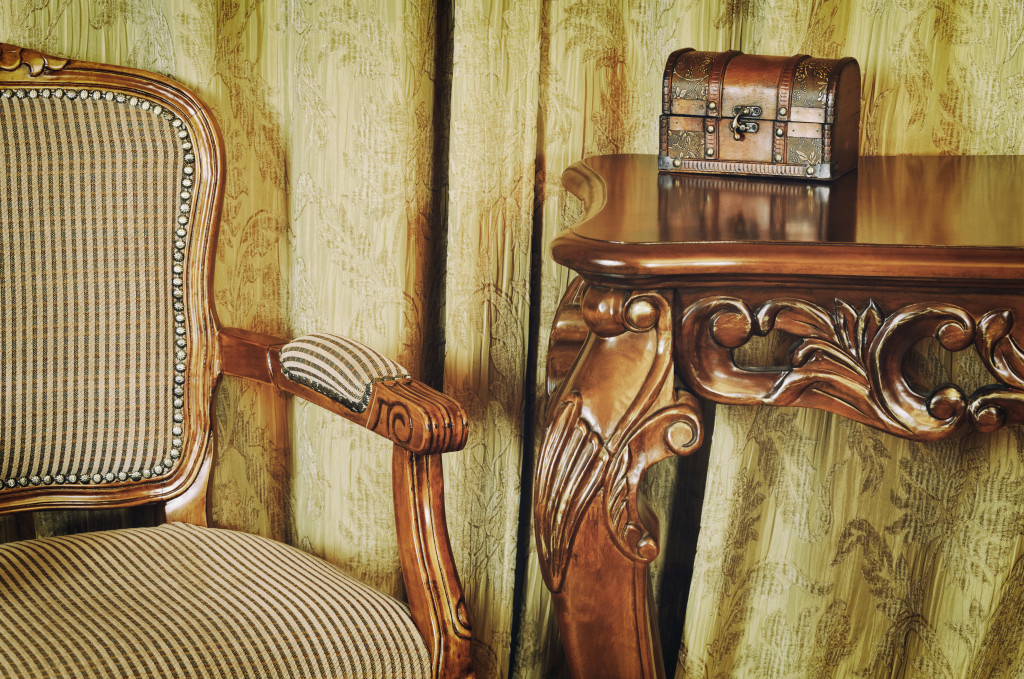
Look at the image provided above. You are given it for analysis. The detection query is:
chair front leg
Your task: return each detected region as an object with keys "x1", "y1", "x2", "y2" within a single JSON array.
[{"x1": 393, "y1": 448, "x2": 474, "y2": 679}]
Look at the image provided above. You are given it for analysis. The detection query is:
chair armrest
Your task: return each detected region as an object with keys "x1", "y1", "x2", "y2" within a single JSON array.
[
  {"x1": 280, "y1": 333, "x2": 410, "y2": 412},
  {"x1": 218, "y1": 328, "x2": 467, "y2": 455}
]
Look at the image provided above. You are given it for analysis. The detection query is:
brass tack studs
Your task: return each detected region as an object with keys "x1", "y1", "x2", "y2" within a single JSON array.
[{"x1": 0, "y1": 87, "x2": 191, "y2": 493}]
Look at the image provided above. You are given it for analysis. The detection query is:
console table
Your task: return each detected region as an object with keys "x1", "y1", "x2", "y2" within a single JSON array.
[{"x1": 535, "y1": 154, "x2": 1024, "y2": 679}]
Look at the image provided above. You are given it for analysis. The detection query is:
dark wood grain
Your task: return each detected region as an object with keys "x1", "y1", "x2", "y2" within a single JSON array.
[
  {"x1": 556, "y1": 154, "x2": 1024, "y2": 285},
  {"x1": 393, "y1": 450, "x2": 474, "y2": 678},
  {"x1": 218, "y1": 328, "x2": 474, "y2": 677},
  {"x1": 539, "y1": 153, "x2": 1024, "y2": 678},
  {"x1": 536, "y1": 283, "x2": 702, "y2": 679}
]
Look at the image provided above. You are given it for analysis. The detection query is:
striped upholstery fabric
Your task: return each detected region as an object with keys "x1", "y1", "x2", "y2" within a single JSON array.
[
  {"x1": 281, "y1": 333, "x2": 410, "y2": 412},
  {"x1": 0, "y1": 87, "x2": 191, "y2": 489},
  {"x1": 0, "y1": 522, "x2": 431, "y2": 679}
]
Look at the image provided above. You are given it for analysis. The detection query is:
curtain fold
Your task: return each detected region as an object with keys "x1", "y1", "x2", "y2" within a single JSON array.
[
  {"x1": 4, "y1": 1, "x2": 1024, "y2": 678},
  {"x1": 443, "y1": 2, "x2": 541, "y2": 673}
]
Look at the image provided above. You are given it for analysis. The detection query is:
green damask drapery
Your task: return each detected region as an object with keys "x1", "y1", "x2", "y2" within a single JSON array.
[{"x1": 3, "y1": 1, "x2": 1024, "y2": 678}]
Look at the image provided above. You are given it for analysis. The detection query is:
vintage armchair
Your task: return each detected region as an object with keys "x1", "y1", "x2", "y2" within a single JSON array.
[{"x1": 0, "y1": 43, "x2": 473, "y2": 679}]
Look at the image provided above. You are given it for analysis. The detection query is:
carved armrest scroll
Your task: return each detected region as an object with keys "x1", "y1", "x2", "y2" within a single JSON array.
[{"x1": 218, "y1": 328, "x2": 467, "y2": 454}]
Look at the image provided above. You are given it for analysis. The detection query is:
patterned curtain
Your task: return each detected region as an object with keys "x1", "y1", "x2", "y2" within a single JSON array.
[{"x1": 3, "y1": 1, "x2": 1023, "y2": 678}]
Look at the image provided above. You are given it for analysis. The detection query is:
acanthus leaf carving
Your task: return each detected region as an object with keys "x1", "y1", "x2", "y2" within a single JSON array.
[
  {"x1": 868, "y1": 302, "x2": 974, "y2": 434},
  {"x1": 679, "y1": 296, "x2": 1024, "y2": 441},
  {"x1": 0, "y1": 44, "x2": 69, "y2": 77},
  {"x1": 977, "y1": 310, "x2": 1024, "y2": 389},
  {"x1": 970, "y1": 310, "x2": 1024, "y2": 431},
  {"x1": 537, "y1": 285, "x2": 689, "y2": 591},
  {"x1": 535, "y1": 392, "x2": 607, "y2": 593},
  {"x1": 603, "y1": 390, "x2": 703, "y2": 564}
]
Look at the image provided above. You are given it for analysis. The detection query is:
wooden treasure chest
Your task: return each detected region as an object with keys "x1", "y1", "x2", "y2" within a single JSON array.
[{"x1": 659, "y1": 49, "x2": 860, "y2": 181}]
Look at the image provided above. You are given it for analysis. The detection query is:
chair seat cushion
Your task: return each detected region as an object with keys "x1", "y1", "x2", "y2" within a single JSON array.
[{"x1": 0, "y1": 522, "x2": 431, "y2": 679}]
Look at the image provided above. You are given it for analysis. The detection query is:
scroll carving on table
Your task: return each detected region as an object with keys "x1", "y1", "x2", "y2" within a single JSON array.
[
  {"x1": 676, "y1": 296, "x2": 1024, "y2": 440},
  {"x1": 602, "y1": 395, "x2": 702, "y2": 563},
  {"x1": 535, "y1": 282, "x2": 704, "y2": 592}
]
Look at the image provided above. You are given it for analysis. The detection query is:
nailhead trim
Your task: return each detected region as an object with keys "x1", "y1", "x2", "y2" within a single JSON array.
[{"x1": 1, "y1": 87, "x2": 194, "y2": 488}]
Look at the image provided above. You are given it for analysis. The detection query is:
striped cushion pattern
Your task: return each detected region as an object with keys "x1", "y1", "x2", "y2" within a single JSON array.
[
  {"x1": 0, "y1": 87, "x2": 189, "y2": 490},
  {"x1": 0, "y1": 522, "x2": 431, "y2": 678},
  {"x1": 281, "y1": 334, "x2": 410, "y2": 412}
]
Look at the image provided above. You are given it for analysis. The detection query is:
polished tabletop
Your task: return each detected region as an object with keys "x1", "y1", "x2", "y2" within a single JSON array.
[{"x1": 555, "y1": 154, "x2": 1024, "y2": 285}]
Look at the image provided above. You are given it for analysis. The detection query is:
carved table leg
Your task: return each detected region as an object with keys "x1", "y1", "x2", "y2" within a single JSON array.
[{"x1": 535, "y1": 282, "x2": 704, "y2": 679}]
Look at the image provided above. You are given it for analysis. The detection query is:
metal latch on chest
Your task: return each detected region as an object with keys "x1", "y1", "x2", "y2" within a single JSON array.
[{"x1": 730, "y1": 105, "x2": 761, "y2": 140}]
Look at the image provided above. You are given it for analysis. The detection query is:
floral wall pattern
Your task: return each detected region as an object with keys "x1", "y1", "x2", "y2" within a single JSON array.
[{"x1": 3, "y1": 1, "x2": 1023, "y2": 678}]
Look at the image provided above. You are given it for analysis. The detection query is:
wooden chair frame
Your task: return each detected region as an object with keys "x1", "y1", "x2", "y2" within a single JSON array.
[{"x1": 0, "y1": 43, "x2": 473, "y2": 679}]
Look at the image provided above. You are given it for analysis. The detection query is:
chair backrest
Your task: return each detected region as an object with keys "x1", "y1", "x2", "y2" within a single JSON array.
[{"x1": 0, "y1": 44, "x2": 223, "y2": 514}]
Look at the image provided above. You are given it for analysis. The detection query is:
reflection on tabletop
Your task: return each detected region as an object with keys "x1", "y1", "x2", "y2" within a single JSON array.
[{"x1": 586, "y1": 154, "x2": 1024, "y2": 248}]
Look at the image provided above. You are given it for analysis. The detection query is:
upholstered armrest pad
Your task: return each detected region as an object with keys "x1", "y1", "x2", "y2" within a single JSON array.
[
  {"x1": 218, "y1": 328, "x2": 467, "y2": 454},
  {"x1": 280, "y1": 333, "x2": 411, "y2": 413}
]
